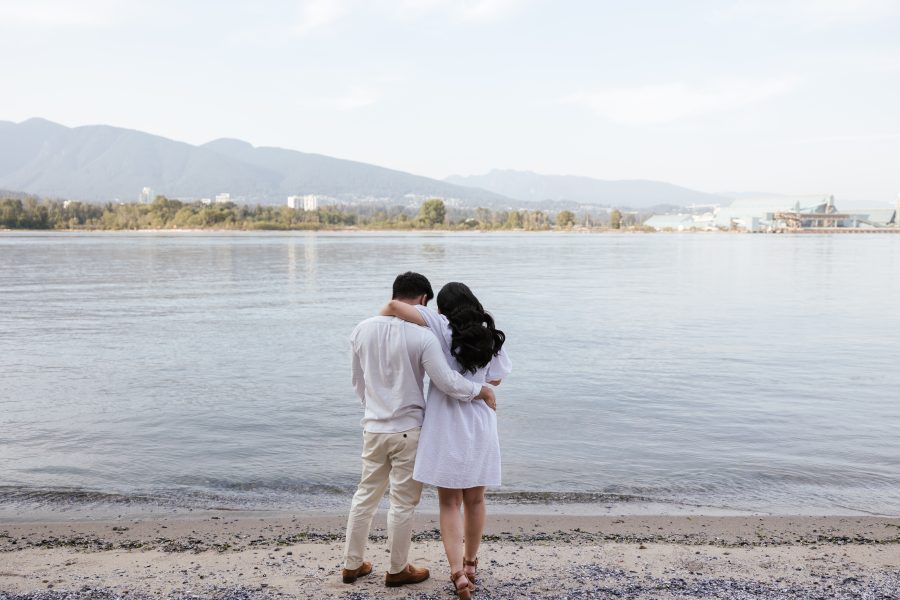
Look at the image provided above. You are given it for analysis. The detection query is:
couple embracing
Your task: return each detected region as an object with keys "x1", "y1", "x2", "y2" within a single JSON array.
[{"x1": 341, "y1": 271, "x2": 510, "y2": 599}]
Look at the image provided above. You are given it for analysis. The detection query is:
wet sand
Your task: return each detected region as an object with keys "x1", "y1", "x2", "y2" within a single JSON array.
[{"x1": 1, "y1": 510, "x2": 899, "y2": 598}]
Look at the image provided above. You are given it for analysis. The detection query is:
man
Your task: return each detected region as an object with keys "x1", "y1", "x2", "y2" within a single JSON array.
[{"x1": 342, "y1": 271, "x2": 496, "y2": 588}]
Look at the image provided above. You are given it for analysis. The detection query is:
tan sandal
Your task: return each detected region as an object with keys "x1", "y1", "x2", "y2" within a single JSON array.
[
  {"x1": 450, "y1": 570, "x2": 473, "y2": 599},
  {"x1": 463, "y1": 556, "x2": 478, "y2": 585}
]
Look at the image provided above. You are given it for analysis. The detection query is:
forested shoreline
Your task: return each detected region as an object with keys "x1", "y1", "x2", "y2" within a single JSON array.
[{"x1": 0, "y1": 197, "x2": 635, "y2": 231}]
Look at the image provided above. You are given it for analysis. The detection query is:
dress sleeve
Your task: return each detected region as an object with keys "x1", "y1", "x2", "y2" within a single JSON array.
[
  {"x1": 415, "y1": 305, "x2": 447, "y2": 332},
  {"x1": 485, "y1": 346, "x2": 512, "y2": 381}
]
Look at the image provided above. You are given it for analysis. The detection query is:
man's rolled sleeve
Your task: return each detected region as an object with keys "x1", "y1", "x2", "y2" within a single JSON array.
[
  {"x1": 420, "y1": 336, "x2": 479, "y2": 401},
  {"x1": 350, "y1": 333, "x2": 366, "y2": 405}
]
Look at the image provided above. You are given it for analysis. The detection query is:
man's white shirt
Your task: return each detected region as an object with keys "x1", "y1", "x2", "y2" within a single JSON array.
[{"x1": 350, "y1": 316, "x2": 480, "y2": 433}]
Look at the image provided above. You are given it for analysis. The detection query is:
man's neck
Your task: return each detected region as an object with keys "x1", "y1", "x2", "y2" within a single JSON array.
[{"x1": 395, "y1": 297, "x2": 422, "y2": 306}]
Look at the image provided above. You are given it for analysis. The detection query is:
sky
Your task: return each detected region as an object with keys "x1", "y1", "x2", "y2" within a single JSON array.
[{"x1": 1, "y1": 0, "x2": 899, "y2": 202}]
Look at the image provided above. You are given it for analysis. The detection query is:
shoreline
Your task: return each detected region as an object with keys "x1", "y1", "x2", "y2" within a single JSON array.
[
  {"x1": 1, "y1": 227, "x2": 644, "y2": 234},
  {"x1": 2, "y1": 510, "x2": 898, "y2": 598},
  {"x1": 4, "y1": 487, "x2": 895, "y2": 525},
  {"x1": 3, "y1": 227, "x2": 896, "y2": 235}
]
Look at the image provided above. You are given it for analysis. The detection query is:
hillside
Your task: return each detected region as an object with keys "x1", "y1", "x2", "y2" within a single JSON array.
[
  {"x1": 0, "y1": 119, "x2": 507, "y2": 205},
  {"x1": 446, "y1": 169, "x2": 728, "y2": 209}
]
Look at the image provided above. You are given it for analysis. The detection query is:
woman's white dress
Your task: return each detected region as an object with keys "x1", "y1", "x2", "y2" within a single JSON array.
[{"x1": 412, "y1": 306, "x2": 511, "y2": 489}]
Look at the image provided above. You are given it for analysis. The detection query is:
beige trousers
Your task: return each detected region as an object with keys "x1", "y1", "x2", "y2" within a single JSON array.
[{"x1": 343, "y1": 427, "x2": 423, "y2": 574}]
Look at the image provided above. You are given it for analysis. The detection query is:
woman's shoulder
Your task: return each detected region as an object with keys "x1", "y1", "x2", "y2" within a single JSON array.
[{"x1": 415, "y1": 305, "x2": 451, "y2": 330}]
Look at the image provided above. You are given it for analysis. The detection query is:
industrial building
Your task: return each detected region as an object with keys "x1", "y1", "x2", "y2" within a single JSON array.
[{"x1": 644, "y1": 196, "x2": 898, "y2": 232}]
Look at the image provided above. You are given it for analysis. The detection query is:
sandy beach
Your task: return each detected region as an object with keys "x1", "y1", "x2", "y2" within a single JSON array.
[{"x1": 1, "y1": 510, "x2": 899, "y2": 599}]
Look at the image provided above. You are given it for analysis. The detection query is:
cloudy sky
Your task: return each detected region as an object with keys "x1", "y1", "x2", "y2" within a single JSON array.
[{"x1": 2, "y1": 0, "x2": 899, "y2": 202}]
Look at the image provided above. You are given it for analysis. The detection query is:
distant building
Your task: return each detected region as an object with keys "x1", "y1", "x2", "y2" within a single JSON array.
[
  {"x1": 713, "y1": 196, "x2": 835, "y2": 231},
  {"x1": 215, "y1": 193, "x2": 231, "y2": 204},
  {"x1": 646, "y1": 195, "x2": 899, "y2": 232},
  {"x1": 303, "y1": 194, "x2": 319, "y2": 211},
  {"x1": 644, "y1": 214, "x2": 700, "y2": 231},
  {"x1": 139, "y1": 187, "x2": 154, "y2": 204},
  {"x1": 286, "y1": 194, "x2": 320, "y2": 210},
  {"x1": 845, "y1": 207, "x2": 897, "y2": 228},
  {"x1": 200, "y1": 198, "x2": 212, "y2": 205},
  {"x1": 644, "y1": 213, "x2": 715, "y2": 231}
]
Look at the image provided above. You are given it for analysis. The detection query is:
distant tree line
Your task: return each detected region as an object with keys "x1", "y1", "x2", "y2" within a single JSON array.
[{"x1": 0, "y1": 196, "x2": 648, "y2": 231}]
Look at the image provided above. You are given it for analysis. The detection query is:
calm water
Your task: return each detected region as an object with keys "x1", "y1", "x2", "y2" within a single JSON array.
[{"x1": 1, "y1": 232, "x2": 899, "y2": 515}]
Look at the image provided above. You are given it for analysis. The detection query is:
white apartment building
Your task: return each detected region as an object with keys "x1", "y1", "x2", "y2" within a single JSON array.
[
  {"x1": 287, "y1": 195, "x2": 320, "y2": 211},
  {"x1": 215, "y1": 193, "x2": 231, "y2": 204},
  {"x1": 139, "y1": 187, "x2": 154, "y2": 204},
  {"x1": 303, "y1": 194, "x2": 319, "y2": 211}
]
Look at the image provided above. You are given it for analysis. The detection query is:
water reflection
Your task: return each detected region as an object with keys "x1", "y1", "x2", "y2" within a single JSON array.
[
  {"x1": 0, "y1": 232, "x2": 898, "y2": 514},
  {"x1": 304, "y1": 237, "x2": 318, "y2": 290}
]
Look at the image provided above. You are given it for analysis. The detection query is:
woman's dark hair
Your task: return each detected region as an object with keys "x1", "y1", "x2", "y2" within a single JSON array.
[{"x1": 437, "y1": 282, "x2": 505, "y2": 374}]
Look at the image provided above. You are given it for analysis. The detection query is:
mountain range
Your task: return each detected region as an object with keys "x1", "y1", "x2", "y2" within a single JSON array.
[
  {"x1": 0, "y1": 118, "x2": 507, "y2": 206},
  {"x1": 1, "y1": 118, "x2": 728, "y2": 210},
  {"x1": 445, "y1": 170, "x2": 728, "y2": 209}
]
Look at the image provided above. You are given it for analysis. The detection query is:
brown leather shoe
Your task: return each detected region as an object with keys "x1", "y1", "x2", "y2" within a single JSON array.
[
  {"x1": 341, "y1": 561, "x2": 373, "y2": 583},
  {"x1": 384, "y1": 563, "x2": 430, "y2": 587}
]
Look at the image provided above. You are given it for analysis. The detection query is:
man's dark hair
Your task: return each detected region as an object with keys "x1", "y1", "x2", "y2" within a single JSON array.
[{"x1": 392, "y1": 271, "x2": 434, "y2": 301}]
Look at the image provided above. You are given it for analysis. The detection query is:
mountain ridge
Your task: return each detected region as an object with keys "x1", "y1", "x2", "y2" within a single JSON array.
[
  {"x1": 446, "y1": 169, "x2": 729, "y2": 209},
  {"x1": 0, "y1": 118, "x2": 509, "y2": 205},
  {"x1": 2, "y1": 119, "x2": 733, "y2": 210}
]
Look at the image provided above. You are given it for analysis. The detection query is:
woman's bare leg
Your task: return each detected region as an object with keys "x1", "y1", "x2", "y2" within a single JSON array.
[
  {"x1": 438, "y1": 487, "x2": 465, "y2": 578},
  {"x1": 462, "y1": 486, "x2": 486, "y2": 578}
]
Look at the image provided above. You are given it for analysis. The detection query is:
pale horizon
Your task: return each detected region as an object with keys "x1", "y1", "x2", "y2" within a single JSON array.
[{"x1": 2, "y1": 0, "x2": 900, "y2": 202}]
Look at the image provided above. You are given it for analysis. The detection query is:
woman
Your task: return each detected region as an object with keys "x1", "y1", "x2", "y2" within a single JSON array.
[{"x1": 381, "y1": 282, "x2": 510, "y2": 599}]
